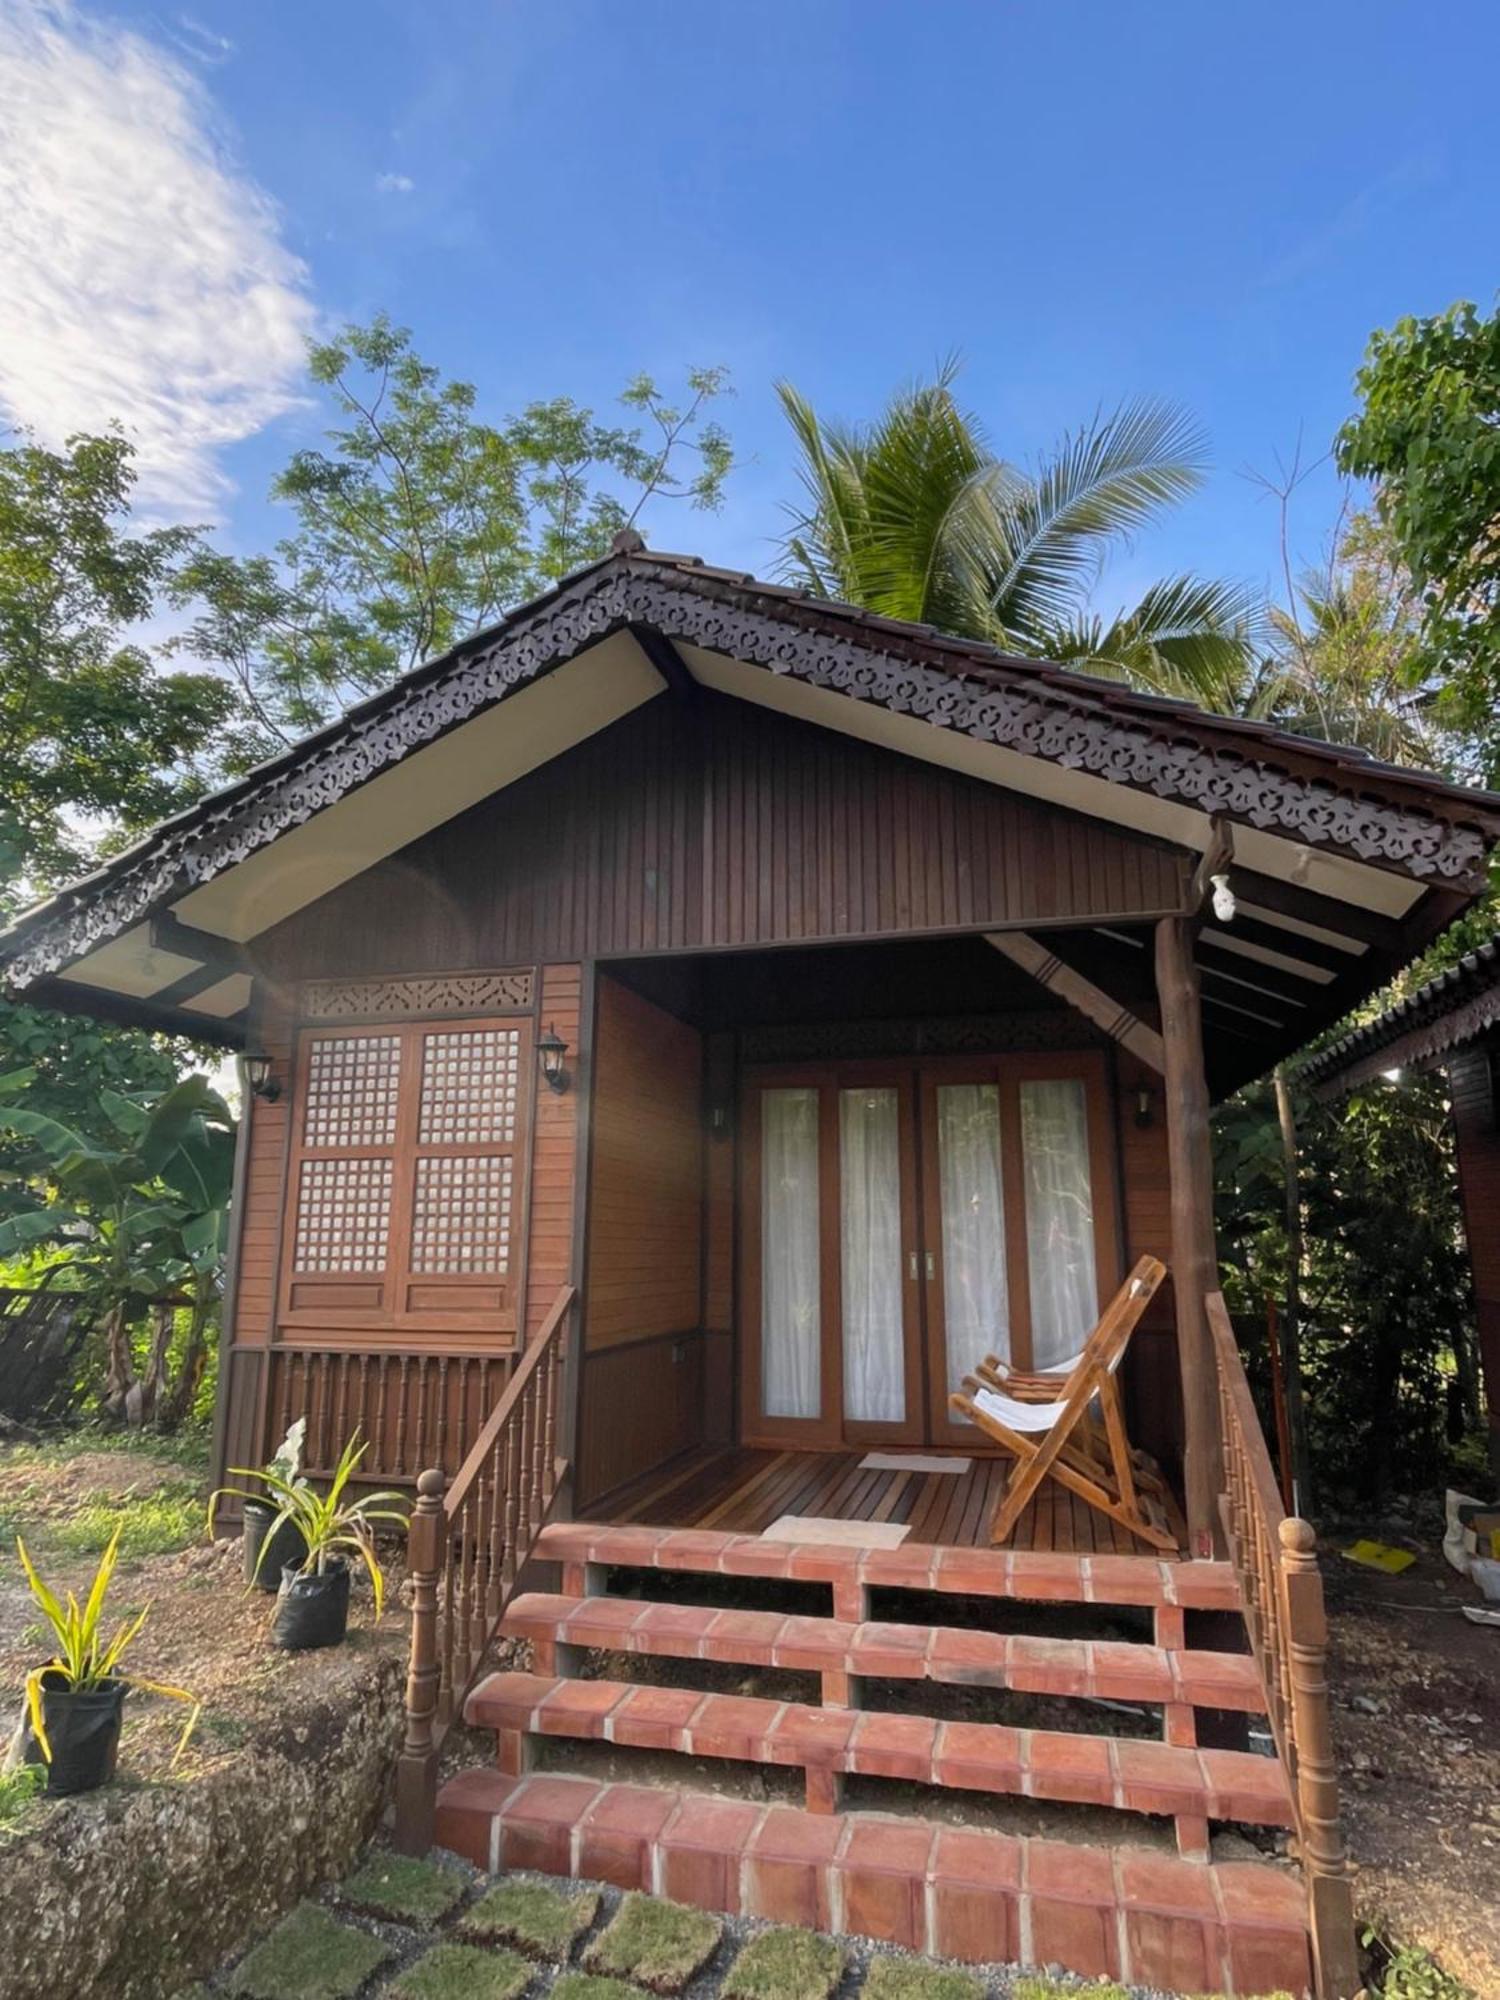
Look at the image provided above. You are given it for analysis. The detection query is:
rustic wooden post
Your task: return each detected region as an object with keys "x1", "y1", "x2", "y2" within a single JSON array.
[
  {"x1": 1155, "y1": 914, "x2": 1224, "y2": 1556},
  {"x1": 393, "y1": 1467, "x2": 447, "y2": 1856},
  {"x1": 1279, "y1": 1518, "x2": 1360, "y2": 1999}
]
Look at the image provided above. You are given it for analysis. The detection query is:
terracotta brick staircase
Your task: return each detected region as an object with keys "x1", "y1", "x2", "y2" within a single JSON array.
[{"x1": 434, "y1": 1522, "x2": 1312, "y2": 1996}]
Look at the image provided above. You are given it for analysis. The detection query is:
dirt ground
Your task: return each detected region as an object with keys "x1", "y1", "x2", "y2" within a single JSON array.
[
  {"x1": 1323, "y1": 1545, "x2": 1500, "y2": 1996},
  {"x1": 0, "y1": 1439, "x2": 407, "y2": 1804}
]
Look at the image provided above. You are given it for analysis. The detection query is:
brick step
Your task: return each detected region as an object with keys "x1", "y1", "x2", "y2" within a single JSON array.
[
  {"x1": 434, "y1": 1767, "x2": 1310, "y2": 1996},
  {"x1": 469, "y1": 1670, "x2": 1295, "y2": 1828},
  {"x1": 537, "y1": 1521, "x2": 1241, "y2": 1612},
  {"x1": 503, "y1": 1593, "x2": 1268, "y2": 1712}
]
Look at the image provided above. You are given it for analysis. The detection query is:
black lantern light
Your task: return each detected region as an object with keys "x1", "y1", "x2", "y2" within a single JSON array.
[
  {"x1": 538, "y1": 1023, "x2": 571, "y2": 1094},
  {"x1": 243, "y1": 1051, "x2": 281, "y2": 1102}
]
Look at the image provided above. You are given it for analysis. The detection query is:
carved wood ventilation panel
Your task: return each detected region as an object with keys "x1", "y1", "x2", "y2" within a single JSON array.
[
  {"x1": 419, "y1": 1029, "x2": 521, "y2": 1144},
  {"x1": 303, "y1": 1034, "x2": 401, "y2": 1148},
  {"x1": 410, "y1": 1155, "x2": 513, "y2": 1274},
  {"x1": 301, "y1": 972, "x2": 534, "y2": 1020},
  {"x1": 293, "y1": 1157, "x2": 393, "y2": 1273}
]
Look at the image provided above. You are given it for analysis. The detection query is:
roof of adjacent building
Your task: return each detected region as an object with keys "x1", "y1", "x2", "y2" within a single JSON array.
[
  {"x1": 1299, "y1": 936, "x2": 1500, "y2": 1093},
  {"x1": 2, "y1": 535, "x2": 1498, "y2": 1080}
]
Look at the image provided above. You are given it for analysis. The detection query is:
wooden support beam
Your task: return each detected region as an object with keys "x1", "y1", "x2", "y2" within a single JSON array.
[
  {"x1": 1188, "y1": 817, "x2": 1234, "y2": 918},
  {"x1": 149, "y1": 911, "x2": 248, "y2": 970},
  {"x1": 985, "y1": 931, "x2": 1165, "y2": 1074},
  {"x1": 629, "y1": 623, "x2": 699, "y2": 701},
  {"x1": 1154, "y1": 913, "x2": 1224, "y2": 1557},
  {"x1": 1227, "y1": 865, "x2": 1401, "y2": 955}
]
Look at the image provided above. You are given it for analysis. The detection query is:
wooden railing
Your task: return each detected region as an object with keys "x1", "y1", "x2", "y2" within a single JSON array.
[
  {"x1": 393, "y1": 1284, "x2": 575, "y2": 1853},
  {"x1": 1207, "y1": 1290, "x2": 1360, "y2": 2000},
  {"x1": 265, "y1": 1344, "x2": 514, "y2": 1482}
]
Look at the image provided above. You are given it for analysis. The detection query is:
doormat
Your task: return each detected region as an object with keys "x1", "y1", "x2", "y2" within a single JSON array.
[
  {"x1": 859, "y1": 1452, "x2": 971, "y2": 1475},
  {"x1": 760, "y1": 1515, "x2": 911, "y2": 1548}
]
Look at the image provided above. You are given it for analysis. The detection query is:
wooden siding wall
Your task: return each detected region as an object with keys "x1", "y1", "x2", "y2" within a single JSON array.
[
  {"x1": 1450, "y1": 1038, "x2": 1500, "y2": 1458},
  {"x1": 585, "y1": 978, "x2": 703, "y2": 1349},
  {"x1": 576, "y1": 977, "x2": 709, "y2": 1507},
  {"x1": 262, "y1": 691, "x2": 1188, "y2": 982},
  {"x1": 1114, "y1": 1047, "x2": 1184, "y2": 1469},
  {"x1": 213, "y1": 966, "x2": 581, "y2": 1493}
]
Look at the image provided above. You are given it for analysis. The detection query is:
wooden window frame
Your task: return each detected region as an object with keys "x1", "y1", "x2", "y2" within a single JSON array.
[
  {"x1": 738, "y1": 1049, "x2": 1120, "y2": 1451},
  {"x1": 278, "y1": 1015, "x2": 535, "y2": 1344}
]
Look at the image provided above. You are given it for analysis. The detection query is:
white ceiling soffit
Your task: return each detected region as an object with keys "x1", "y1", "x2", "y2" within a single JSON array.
[
  {"x1": 56, "y1": 925, "x2": 199, "y2": 997},
  {"x1": 681, "y1": 644, "x2": 1425, "y2": 922},
  {"x1": 182, "y1": 973, "x2": 254, "y2": 1019}
]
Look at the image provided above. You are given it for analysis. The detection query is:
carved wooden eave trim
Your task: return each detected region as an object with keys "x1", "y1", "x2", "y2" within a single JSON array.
[{"x1": 3, "y1": 553, "x2": 1497, "y2": 991}]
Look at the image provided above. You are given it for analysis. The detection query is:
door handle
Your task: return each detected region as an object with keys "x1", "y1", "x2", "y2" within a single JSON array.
[
  {"x1": 925, "y1": 1251, "x2": 935, "y2": 1281},
  {"x1": 908, "y1": 1251, "x2": 918, "y2": 1281}
]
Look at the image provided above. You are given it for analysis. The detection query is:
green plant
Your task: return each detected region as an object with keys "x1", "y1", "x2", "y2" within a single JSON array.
[
  {"x1": 1363, "y1": 1928, "x2": 1475, "y2": 1999},
  {"x1": 0, "y1": 1762, "x2": 46, "y2": 1827},
  {"x1": 214, "y1": 1431, "x2": 407, "y2": 1614},
  {"x1": 15, "y1": 1524, "x2": 198, "y2": 1764}
]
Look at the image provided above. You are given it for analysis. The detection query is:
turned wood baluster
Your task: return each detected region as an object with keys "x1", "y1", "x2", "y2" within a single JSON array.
[
  {"x1": 396, "y1": 1356, "x2": 412, "y2": 1476},
  {"x1": 516, "y1": 1386, "x2": 534, "y2": 1552},
  {"x1": 438, "y1": 1511, "x2": 458, "y2": 1726},
  {"x1": 502, "y1": 1416, "x2": 520, "y2": 1592},
  {"x1": 355, "y1": 1355, "x2": 370, "y2": 1459},
  {"x1": 1280, "y1": 1518, "x2": 1360, "y2": 1999},
  {"x1": 542, "y1": 1346, "x2": 558, "y2": 1503},
  {"x1": 376, "y1": 1356, "x2": 390, "y2": 1468},
  {"x1": 529, "y1": 1369, "x2": 545, "y2": 1525},
  {"x1": 487, "y1": 1429, "x2": 506, "y2": 1617},
  {"x1": 276, "y1": 1352, "x2": 293, "y2": 1444},
  {"x1": 393, "y1": 1467, "x2": 446, "y2": 1855},
  {"x1": 436, "y1": 1356, "x2": 451, "y2": 1471}
]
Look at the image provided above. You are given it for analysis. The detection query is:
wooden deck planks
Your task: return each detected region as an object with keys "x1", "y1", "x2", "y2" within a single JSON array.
[{"x1": 596, "y1": 1446, "x2": 1184, "y2": 1554}]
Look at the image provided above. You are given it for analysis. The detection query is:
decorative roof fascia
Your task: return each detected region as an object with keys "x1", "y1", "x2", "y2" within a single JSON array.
[{"x1": 3, "y1": 555, "x2": 1496, "y2": 990}]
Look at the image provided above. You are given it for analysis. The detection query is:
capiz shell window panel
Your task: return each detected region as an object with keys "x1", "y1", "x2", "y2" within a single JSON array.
[{"x1": 281, "y1": 1014, "x2": 533, "y2": 1338}]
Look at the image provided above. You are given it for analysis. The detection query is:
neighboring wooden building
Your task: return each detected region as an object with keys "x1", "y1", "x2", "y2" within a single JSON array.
[
  {"x1": 1303, "y1": 937, "x2": 1500, "y2": 1481},
  {"x1": 5, "y1": 536, "x2": 1499, "y2": 1994}
]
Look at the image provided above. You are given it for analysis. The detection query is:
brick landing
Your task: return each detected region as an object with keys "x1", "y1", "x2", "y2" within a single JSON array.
[{"x1": 435, "y1": 1768, "x2": 1311, "y2": 1997}]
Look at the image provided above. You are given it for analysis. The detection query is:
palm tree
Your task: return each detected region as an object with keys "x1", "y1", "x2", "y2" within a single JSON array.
[{"x1": 777, "y1": 362, "x2": 1265, "y2": 708}]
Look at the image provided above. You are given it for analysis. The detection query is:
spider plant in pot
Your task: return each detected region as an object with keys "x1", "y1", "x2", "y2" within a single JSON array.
[
  {"x1": 16, "y1": 1527, "x2": 199, "y2": 1795},
  {"x1": 209, "y1": 1417, "x2": 311, "y2": 1592},
  {"x1": 252, "y1": 1431, "x2": 409, "y2": 1652}
]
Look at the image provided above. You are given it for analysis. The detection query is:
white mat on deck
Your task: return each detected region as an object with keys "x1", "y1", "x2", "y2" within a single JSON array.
[
  {"x1": 859, "y1": 1452, "x2": 971, "y2": 1475},
  {"x1": 760, "y1": 1515, "x2": 911, "y2": 1548}
]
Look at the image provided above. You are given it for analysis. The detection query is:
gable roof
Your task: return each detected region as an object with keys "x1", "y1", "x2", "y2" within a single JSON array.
[
  {"x1": 3, "y1": 537, "x2": 1498, "y2": 1063},
  {"x1": 1300, "y1": 936, "x2": 1500, "y2": 1094}
]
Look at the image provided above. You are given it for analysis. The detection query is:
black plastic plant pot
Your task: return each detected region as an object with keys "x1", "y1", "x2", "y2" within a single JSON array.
[
  {"x1": 23, "y1": 1671, "x2": 127, "y2": 1795},
  {"x1": 271, "y1": 1559, "x2": 350, "y2": 1651},
  {"x1": 242, "y1": 1497, "x2": 309, "y2": 1592}
]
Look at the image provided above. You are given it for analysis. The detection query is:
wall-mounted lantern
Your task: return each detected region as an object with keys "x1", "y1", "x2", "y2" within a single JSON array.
[
  {"x1": 1134, "y1": 1082, "x2": 1155, "y2": 1129},
  {"x1": 538, "y1": 1023, "x2": 571, "y2": 1095},
  {"x1": 243, "y1": 1051, "x2": 281, "y2": 1103}
]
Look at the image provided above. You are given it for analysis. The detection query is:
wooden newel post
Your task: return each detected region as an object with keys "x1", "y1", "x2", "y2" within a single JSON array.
[
  {"x1": 393, "y1": 1467, "x2": 447, "y2": 1856},
  {"x1": 1279, "y1": 1517, "x2": 1360, "y2": 2000},
  {"x1": 1155, "y1": 914, "x2": 1225, "y2": 1555}
]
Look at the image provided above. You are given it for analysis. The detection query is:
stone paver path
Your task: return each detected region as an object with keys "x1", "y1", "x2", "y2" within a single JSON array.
[{"x1": 176, "y1": 1843, "x2": 1292, "y2": 2000}]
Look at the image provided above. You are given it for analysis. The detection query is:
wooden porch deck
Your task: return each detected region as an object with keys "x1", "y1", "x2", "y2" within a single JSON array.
[{"x1": 593, "y1": 1444, "x2": 1187, "y2": 1555}]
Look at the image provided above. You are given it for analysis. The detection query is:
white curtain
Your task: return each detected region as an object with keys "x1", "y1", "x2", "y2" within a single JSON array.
[
  {"x1": 937, "y1": 1083, "x2": 1009, "y2": 1388},
  {"x1": 1020, "y1": 1078, "x2": 1098, "y2": 1368},
  {"x1": 839, "y1": 1088, "x2": 905, "y2": 1424},
  {"x1": 761, "y1": 1088, "x2": 821, "y2": 1419}
]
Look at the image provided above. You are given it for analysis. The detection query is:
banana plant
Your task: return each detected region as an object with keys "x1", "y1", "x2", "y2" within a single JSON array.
[{"x1": 0, "y1": 1074, "x2": 236, "y2": 1424}]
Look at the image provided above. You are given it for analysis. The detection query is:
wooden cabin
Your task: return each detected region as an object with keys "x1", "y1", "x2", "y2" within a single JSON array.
[{"x1": 6, "y1": 536, "x2": 1499, "y2": 1995}]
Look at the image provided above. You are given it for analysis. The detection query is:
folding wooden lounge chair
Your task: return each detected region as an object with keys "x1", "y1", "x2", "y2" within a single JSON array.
[{"x1": 948, "y1": 1254, "x2": 1175, "y2": 1551}]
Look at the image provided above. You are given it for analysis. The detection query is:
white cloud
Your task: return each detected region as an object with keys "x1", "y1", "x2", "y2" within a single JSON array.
[
  {"x1": 375, "y1": 171, "x2": 414, "y2": 195},
  {"x1": 0, "y1": 0, "x2": 314, "y2": 513},
  {"x1": 172, "y1": 14, "x2": 235, "y2": 67}
]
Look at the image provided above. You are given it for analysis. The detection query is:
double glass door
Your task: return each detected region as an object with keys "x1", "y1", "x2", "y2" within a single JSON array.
[{"x1": 741, "y1": 1054, "x2": 1118, "y2": 1448}]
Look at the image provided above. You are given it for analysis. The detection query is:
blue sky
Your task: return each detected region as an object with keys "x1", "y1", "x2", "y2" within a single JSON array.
[{"x1": 5, "y1": 0, "x2": 1500, "y2": 621}]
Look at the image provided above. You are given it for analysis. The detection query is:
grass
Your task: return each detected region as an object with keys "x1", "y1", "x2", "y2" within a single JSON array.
[
  {"x1": 0, "y1": 1763, "x2": 46, "y2": 1830},
  {"x1": 583, "y1": 1894, "x2": 722, "y2": 1995},
  {"x1": 334, "y1": 1851, "x2": 467, "y2": 1925},
  {"x1": 50, "y1": 1486, "x2": 203, "y2": 1559},
  {"x1": 1011, "y1": 1985, "x2": 1130, "y2": 2000},
  {"x1": 384, "y1": 1943, "x2": 533, "y2": 2000},
  {"x1": 227, "y1": 1903, "x2": 392, "y2": 2000},
  {"x1": 722, "y1": 1927, "x2": 845, "y2": 2000},
  {"x1": 457, "y1": 1879, "x2": 600, "y2": 1959},
  {"x1": 552, "y1": 1978, "x2": 646, "y2": 2000},
  {"x1": 0, "y1": 1428, "x2": 209, "y2": 1566},
  {"x1": 863, "y1": 1959, "x2": 984, "y2": 2000}
]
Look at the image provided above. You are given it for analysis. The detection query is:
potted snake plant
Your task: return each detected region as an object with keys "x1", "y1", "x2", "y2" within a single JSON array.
[
  {"x1": 241, "y1": 1431, "x2": 409, "y2": 1651},
  {"x1": 213, "y1": 1418, "x2": 311, "y2": 1592},
  {"x1": 16, "y1": 1527, "x2": 199, "y2": 1794}
]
